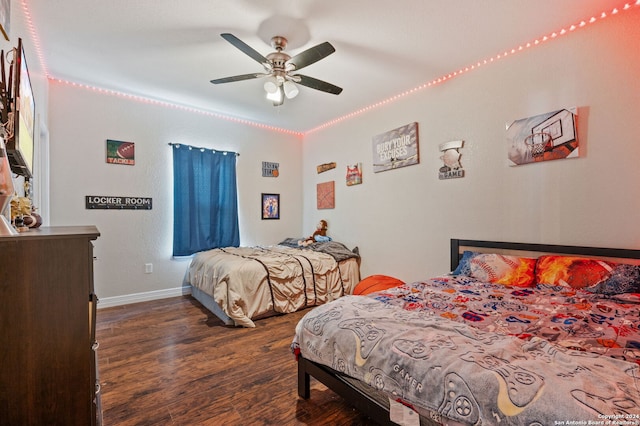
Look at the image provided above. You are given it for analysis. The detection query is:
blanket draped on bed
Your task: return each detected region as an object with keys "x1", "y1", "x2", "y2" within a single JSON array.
[
  {"x1": 188, "y1": 242, "x2": 360, "y2": 327},
  {"x1": 292, "y1": 276, "x2": 640, "y2": 425},
  {"x1": 278, "y1": 238, "x2": 360, "y2": 262}
]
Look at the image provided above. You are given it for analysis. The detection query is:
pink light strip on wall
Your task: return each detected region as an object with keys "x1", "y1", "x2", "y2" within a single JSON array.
[
  {"x1": 20, "y1": 0, "x2": 48, "y2": 77},
  {"x1": 20, "y1": 0, "x2": 303, "y2": 137},
  {"x1": 49, "y1": 78, "x2": 304, "y2": 137},
  {"x1": 21, "y1": 0, "x2": 639, "y2": 137},
  {"x1": 304, "y1": 1, "x2": 640, "y2": 135}
]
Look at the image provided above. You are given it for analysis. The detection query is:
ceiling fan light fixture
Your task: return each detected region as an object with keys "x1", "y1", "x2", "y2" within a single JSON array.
[
  {"x1": 263, "y1": 77, "x2": 279, "y2": 94},
  {"x1": 212, "y1": 33, "x2": 342, "y2": 104},
  {"x1": 283, "y1": 80, "x2": 299, "y2": 99},
  {"x1": 266, "y1": 85, "x2": 283, "y2": 103}
]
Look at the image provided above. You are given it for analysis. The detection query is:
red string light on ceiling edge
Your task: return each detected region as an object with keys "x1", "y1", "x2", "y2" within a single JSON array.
[
  {"x1": 304, "y1": 1, "x2": 640, "y2": 135},
  {"x1": 21, "y1": 0, "x2": 639, "y2": 137},
  {"x1": 49, "y1": 78, "x2": 304, "y2": 137}
]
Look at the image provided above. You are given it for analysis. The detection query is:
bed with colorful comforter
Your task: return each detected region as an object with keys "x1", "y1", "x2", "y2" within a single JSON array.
[
  {"x1": 186, "y1": 239, "x2": 360, "y2": 327},
  {"x1": 293, "y1": 239, "x2": 640, "y2": 425}
]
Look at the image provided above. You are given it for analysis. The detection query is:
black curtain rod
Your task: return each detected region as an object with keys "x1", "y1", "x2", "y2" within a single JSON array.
[{"x1": 168, "y1": 143, "x2": 239, "y2": 156}]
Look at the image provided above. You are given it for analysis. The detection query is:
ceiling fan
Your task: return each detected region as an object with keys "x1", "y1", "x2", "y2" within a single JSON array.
[{"x1": 210, "y1": 33, "x2": 343, "y2": 106}]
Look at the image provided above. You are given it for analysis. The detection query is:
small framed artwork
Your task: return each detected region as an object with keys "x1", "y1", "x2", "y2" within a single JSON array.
[
  {"x1": 106, "y1": 139, "x2": 135, "y2": 165},
  {"x1": 346, "y1": 163, "x2": 362, "y2": 186},
  {"x1": 317, "y1": 181, "x2": 335, "y2": 209},
  {"x1": 261, "y1": 193, "x2": 280, "y2": 220},
  {"x1": 262, "y1": 161, "x2": 279, "y2": 177}
]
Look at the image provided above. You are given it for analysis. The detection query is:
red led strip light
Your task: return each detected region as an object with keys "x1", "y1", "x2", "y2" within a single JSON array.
[
  {"x1": 20, "y1": 0, "x2": 639, "y2": 137},
  {"x1": 304, "y1": 1, "x2": 640, "y2": 135}
]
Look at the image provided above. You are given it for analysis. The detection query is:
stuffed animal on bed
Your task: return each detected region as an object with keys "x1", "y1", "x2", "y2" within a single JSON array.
[{"x1": 298, "y1": 219, "x2": 332, "y2": 246}]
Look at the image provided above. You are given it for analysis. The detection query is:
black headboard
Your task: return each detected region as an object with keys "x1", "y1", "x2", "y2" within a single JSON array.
[{"x1": 450, "y1": 239, "x2": 640, "y2": 271}]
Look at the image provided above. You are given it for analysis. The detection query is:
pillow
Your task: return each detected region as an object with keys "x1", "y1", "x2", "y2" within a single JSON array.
[
  {"x1": 535, "y1": 255, "x2": 640, "y2": 294},
  {"x1": 452, "y1": 250, "x2": 476, "y2": 276},
  {"x1": 452, "y1": 251, "x2": 536, "y2": 287},
  {"x1": 353, "y1": 275, "x2": 405, "y2": 295}
]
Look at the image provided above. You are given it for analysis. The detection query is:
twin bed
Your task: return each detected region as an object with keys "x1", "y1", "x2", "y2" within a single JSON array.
[
  {"x1": 185, "y1": 238, "x2": 360, "y2": 327},
  {"x1": 293, "y1": 239, "x2": 640, "y2": 425}
]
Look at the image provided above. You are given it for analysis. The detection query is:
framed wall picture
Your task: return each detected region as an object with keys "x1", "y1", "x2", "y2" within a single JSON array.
[
  {"x1": 372, "y1": 122, "x2": 419, "y2": 172},
  {"x1": 262, "y1": 161, "x2": 279, "y2": 177},
  {"x1": 507, "y1": 107, "x2": 578, "y2": 166},
  {"x1": 261, "y1": 193, "x2": 280, "y2": 220},
  {"x1": 316, "y1": 181, "x2": 335, "y2": 209},
  {"x1": 346, "y1": 163, "x2": 362, "y2": 186},
  {"x1": 106, "y1": 139, "x2": 135, "y2": 165}
]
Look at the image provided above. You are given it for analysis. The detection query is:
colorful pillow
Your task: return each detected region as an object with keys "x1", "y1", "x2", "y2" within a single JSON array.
[
  {"x1": 353, "y1": 275, "x2": 405, "y2": 295},
  {"x1": 535, "y1": 255, "x2": 640, "y2": 294},
  {"x1": 452, "y1": 250, "x2": 476, "y2": 276},
  {"x1": 452, "y1": 251, "x2": 536, "y2": 287}
]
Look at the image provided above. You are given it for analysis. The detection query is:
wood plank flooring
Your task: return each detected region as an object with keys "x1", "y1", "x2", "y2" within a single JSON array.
[{"x1": 96, "y1": 296, "x2": 378, "y2": 425}]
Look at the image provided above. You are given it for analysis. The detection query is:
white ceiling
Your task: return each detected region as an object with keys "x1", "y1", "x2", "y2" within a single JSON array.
[{"x1": 26, "y1": 0, "x2": 625, "y2": 133}]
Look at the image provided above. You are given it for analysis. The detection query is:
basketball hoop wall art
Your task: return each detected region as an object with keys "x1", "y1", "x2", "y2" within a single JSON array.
[
  {"x1": 507, "y1": 107, "x2": 578, "y2": 166},
  {"x1": 372, "y1": 122, "x2": 419, "y2": 172}
]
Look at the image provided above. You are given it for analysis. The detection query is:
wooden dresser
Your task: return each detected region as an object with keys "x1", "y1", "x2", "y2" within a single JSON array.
[{"x1": 0, "y1": 226, "x2": 101, "y2": 426}]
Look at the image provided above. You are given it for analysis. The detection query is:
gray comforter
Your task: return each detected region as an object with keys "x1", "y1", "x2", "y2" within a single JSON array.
[
  {"x1": 293, "y1": 293, "x2": 640, "y2": 425},
  {"x1": 278, "y1": 238, "x2": 360, "y2": 262}
]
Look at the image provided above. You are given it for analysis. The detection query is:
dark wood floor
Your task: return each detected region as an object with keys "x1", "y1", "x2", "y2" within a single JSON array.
[{"x1": 97, "y1": 296, "x2": 378, "y2": 425}]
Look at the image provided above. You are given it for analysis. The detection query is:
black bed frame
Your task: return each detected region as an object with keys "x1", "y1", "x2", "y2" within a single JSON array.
[
  {"x1": 449, "y1": 238, "x2": 640, "y2": 271},
  {"x1": 297, "y1": 238, "x2": 640, "y2": 425}
]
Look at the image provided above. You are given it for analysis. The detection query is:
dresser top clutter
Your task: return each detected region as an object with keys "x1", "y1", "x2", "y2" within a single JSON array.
[{"x1": 0, "y1": 225, "x2": 100, "y2": 240}]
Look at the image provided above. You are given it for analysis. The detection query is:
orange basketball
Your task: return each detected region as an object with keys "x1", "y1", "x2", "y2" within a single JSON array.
[{"x1": 353, "y1": 275, "x2": 405, "y2": 295}]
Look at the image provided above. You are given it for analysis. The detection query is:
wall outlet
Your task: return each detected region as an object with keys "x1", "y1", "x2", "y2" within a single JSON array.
[{"x1": 144, "y1": 263, "x2": 153, "y2": 273}]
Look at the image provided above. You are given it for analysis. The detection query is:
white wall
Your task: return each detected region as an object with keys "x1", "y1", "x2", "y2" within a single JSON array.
[
  {"x1": 19, "y1": 3, "x2": 640, "y2": 303},
  {"x1": 301, "y1": 8, "x2": 640, "y2": 283},
  {"x1": 48, "y1": 84, "x2": 303, "y2": 301}
]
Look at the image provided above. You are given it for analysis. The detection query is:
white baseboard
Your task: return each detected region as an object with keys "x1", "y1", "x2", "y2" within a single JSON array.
[{"x1": 97, "y1": 286, "x2": 192, "y2": 309}]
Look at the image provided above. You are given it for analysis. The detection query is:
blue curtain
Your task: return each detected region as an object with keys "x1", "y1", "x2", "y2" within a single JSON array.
[{"x1": 172, "y1": 144, "x2": 240, "y2": 256}]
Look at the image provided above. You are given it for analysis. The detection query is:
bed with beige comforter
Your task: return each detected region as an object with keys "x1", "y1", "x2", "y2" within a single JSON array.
[{"x1": 186, "y1": 240, "x2": 360, "y2": 327}]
